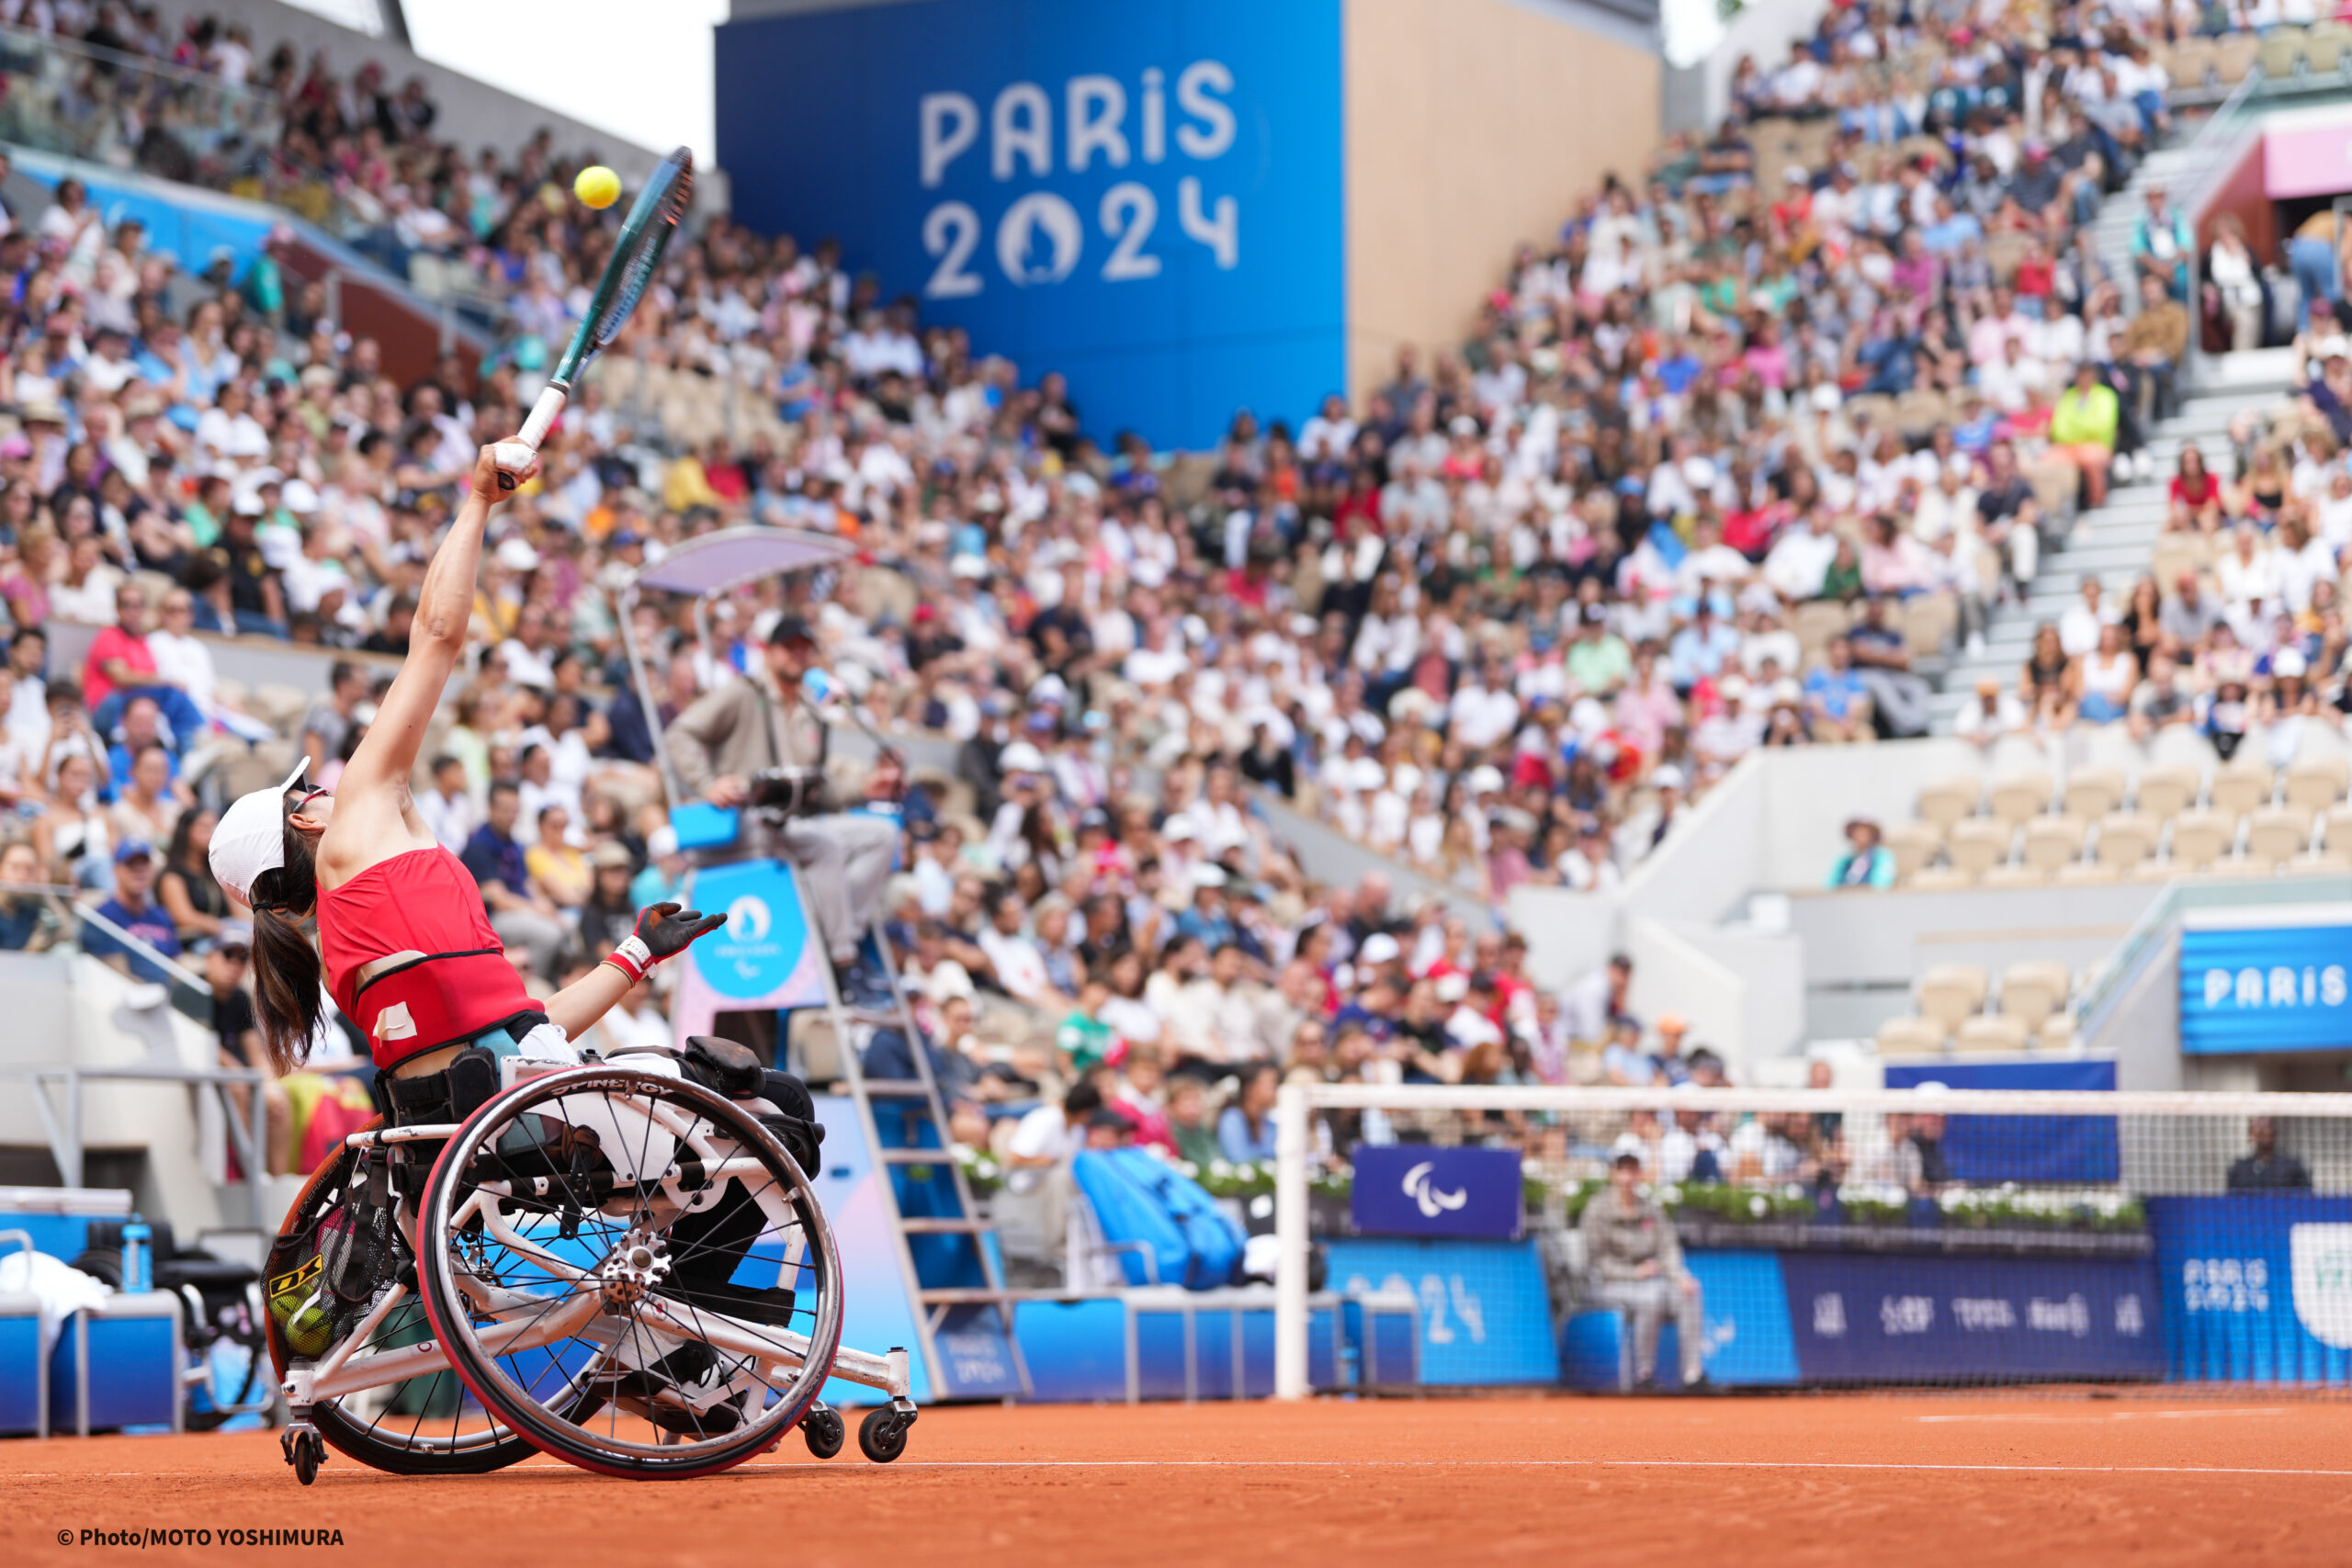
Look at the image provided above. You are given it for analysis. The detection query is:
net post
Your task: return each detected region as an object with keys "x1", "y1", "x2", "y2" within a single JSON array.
[{"x1": 1273, "y1": 1079, "x2": 1310, "y2": 1400}]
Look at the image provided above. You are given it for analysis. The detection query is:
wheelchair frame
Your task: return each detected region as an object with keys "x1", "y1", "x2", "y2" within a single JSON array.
[{"x1": 275, "y1": 1065, "x2": 916, "y2": 1482}]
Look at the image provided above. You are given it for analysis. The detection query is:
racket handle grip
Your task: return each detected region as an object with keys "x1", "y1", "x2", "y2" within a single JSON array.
[{"x1": 492, "y1": 384, "x2": 571, "y2": 491}]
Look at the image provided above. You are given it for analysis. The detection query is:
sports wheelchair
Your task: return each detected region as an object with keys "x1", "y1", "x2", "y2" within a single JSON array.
[{"x1": 265, "y1": 1049, "x2": 916, "y2": 1483}]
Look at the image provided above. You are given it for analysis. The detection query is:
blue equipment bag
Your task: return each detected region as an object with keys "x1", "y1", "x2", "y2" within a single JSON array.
[{"x1": 1072, "y1": 1148, "x2": 1245, "y2": 1291}]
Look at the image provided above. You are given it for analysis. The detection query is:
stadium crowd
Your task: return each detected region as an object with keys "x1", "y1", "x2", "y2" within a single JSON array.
[{"x1": 0, "y1": 0, "x2": 2344, "y2": 1190}]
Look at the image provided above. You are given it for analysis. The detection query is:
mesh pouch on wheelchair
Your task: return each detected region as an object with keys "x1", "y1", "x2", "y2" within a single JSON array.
[{"x1": 267, "y1": 1146, "x2": 402, "y2": 1358}]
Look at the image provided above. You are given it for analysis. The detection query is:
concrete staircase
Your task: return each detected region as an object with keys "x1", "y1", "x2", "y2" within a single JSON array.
[{"x1": 1926, "y1": 138, "x2": 2297, "y2": 731}]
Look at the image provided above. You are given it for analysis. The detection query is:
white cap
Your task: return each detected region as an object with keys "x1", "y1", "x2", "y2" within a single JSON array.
[
  {"x1": 1360, "y1": 932, "x2": 1402, "y2": 965},
  {"x1": 1653, "y1": 764, "x2": 1688, "y2": 792},
  {"x1": 209, "y1": 757, "x2": 310, "y2": 904},
  {"x1": 997, "y1": 740, "x2": 1046, "y2": 773},
  {"x1": 1467, "y1": 764, "x2": 1506, "y2": 795},
  {"x1": 2274, "y1": 649, "x2": 2309, "y2": 679}
]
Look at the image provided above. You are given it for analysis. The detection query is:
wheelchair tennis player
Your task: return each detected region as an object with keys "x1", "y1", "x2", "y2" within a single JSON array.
[{"x1": 215, "y1": 446, "x2": 861, "y2": 1480}]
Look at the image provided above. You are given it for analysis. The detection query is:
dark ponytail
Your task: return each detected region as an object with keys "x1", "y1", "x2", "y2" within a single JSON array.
[{"x1": 248, "y1": 805, "x2": 324, "y2": 1076}]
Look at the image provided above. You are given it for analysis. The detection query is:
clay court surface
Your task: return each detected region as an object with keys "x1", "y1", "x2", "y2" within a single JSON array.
[{"x1": 5, "y1": 1397, "x2": 2348, "y2": 1564}]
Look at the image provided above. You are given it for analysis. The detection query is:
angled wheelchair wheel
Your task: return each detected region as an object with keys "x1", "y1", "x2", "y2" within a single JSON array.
[
  {"x1": 413, "y1": 1066, "x2": 844, "y2": 1480},
  {"x1": 267, "y1": 1127, "x2": 592, "y2": 1476}
]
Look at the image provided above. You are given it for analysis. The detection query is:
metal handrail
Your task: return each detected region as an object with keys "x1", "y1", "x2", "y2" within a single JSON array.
[
  {"x1": 0, "y1": 1063, "x2": 270, "y2": 1227},
  {"x1": 72, "y1": 898, "x2": 209, "y2": 994}
]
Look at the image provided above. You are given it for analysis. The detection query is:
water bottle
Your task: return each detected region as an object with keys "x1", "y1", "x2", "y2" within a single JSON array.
[{"x1": 120, "y1": 1219, "x2": 151, "y2": 1293}]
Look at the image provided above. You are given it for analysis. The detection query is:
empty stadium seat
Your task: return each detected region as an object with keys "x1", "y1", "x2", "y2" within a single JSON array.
[
  {"x1": 1917, "y1": 964, "x2": 1988, "y2": 1032},
  {"x1": 1876, "y1": 1015, "x2": 1947, "y2": 1055},
  {"x1": 2091, "y1": 811, "x2": 2158, "y2": 873},
  {"x1": 1906, "y1": 865, "x2": 1973, "y2": 892},
  {"x1": 2245, "y1": 807, "x2": 2315, "y2": 869},
  {"x1": 1916, "y1": 775, "x2": 1983, "y2": 830},
  {"x1": 1884, "y1": 821, "x2": 1944, "y2": 881},
  {"x1": 1999, "y1": 962, "x2": 2073, "y2": 1032},
  {"x1": 2166, "y1": 810, "x2": 2236, "y2": 872},
  {"x1": 2133, "y1": 764, "x2": 2201, "y2": 821},
  {"x1": 2308, "y1": 19, "x2": 2352, "y2": 72},
  {"x1": 2214, "y1": 33, "x2": 2260, "y2": 82},
  {"x1": 2283, "y1": 759, "x2": 2352, "y2": 814},
  {"x1": 1945, "y1": 819, "x2": 2013, "y2": 879},
  {"x1": 2020, "y1": 816, "x2": 2088, "y2": 874},
  {"x1": 2327, "y1": 803, "x2": 2352, "y2": 854},
  {"x1": 1987, "y1": 771, "x2": 2054, "y2": 828},
  {"x1": 2259, "y1": 27, "x2": 2308, "y2": 77},
  {"x1": 2164, "y1": 37, "x2": 2218, "y2": 86},
  {"x1": 1954, "y1": 1014, "x2": 2030, "y2": 1054},
  {"x1": 2207, "y1": 765, "x2": 2273, "y2": 822},
  {"x1": 2039, "y1": 1013, "x2": 2077, "y2": 1051},
  {"x1": 2060, "y1": 767, "x2": 2126, "y2": 820}
]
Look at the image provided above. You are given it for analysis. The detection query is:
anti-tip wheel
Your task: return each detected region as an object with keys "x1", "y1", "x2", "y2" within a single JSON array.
[
  {"x1": 802, "y1": 1404, "x2": 845, "y2": 1460},
  {"x1": 856, "y1": 1406, "x2": 909, "y2": 1463}
]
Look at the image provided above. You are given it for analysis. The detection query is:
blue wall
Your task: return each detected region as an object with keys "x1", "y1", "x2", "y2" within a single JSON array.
[{"x1": 714, "y1": 0, "x2": 1347, "y2": 449}]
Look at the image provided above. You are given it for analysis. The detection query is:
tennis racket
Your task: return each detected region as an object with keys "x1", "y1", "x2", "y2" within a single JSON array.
[{"x1": 491, "y1": 146, "x2": 695, "y2": 489}]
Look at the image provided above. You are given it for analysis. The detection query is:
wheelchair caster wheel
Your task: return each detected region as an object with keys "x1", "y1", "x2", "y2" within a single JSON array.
[
  {"x1": 802, "y1": 1404, "x2": 845, "y2": 1460},
  {"x1": 857, "y1": 1406, "x2": 910, "y2": 1463},
  {"x1": 283, "y1": 1427, "x2": 325, "y2": 1486}
]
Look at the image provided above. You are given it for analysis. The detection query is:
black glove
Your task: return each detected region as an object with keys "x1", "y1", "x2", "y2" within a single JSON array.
[
  {"x1": 636, "y1": 902, "x2": 727, "y2": 958},
  {"x1": 605, "y1": 903, "x2": 729, "y2": 983}
]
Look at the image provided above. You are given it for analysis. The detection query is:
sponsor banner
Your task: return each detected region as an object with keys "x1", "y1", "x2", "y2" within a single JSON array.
[
  {"x1": 1561, "y1": 1249, "x2": 1802, "y2": 1389},
  {"x1": 1778, "y1": 1251, "x2": 2163, "y2": 1383},
  {"x1": 1325, "y1": 1237, "x2": 1558, "y2": 1386},
  {"x1": 714, "y1": 0, "x2": 1347, "y2": 448},
  {"x1": 2148, "y1": 1195, "x2": 2352, "y2": 1384},
  {"x1": 673, "y1": 859, "x2": 831, "y2": 1021},
  {"x1": 1883, "y1": 1061, "x2": 2119, "y2": 1184},
  {"x1": 2178, "y1": 921, "x2": 2352, "y2": 1055},
  {"x1": 1350, "y1": 1145, "x2": 1523, "y2": 1240}
]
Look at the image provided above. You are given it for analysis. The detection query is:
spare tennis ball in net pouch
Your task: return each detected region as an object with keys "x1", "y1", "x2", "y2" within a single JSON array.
[{"x1": 574, "y1": 165, "x2": 621, "y2": 209}]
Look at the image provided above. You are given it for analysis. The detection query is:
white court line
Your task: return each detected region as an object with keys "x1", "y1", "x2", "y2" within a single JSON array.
[
  {"x1": 1916, "y1": 1408, "x2": 2292, "y2": 1424},
  {"x1": 6, "y1": 1457, "x2": 2350, "y2": 1481}
]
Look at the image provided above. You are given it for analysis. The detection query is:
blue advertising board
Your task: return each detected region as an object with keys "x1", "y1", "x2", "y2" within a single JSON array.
[
  {"x1": 1560, "y1": 1249, "x2": 1803, "y2": 1388},
  {"x1": 2178, "y1": 920, "x2": 2352, "y2": 1055},
  {"x1": 2148, "y1": 1195, "x2": 2352, "y2": 1384},
  {"x1": 1883, "y1": 1060, "x2": 2119, "y2": 1184},
  {"x1": 1324, "y1": 1237, "x2": 1559, "y2": 1386},
  {"x1": 1778, "y1": 1251, "x2": 2163, "y2": 1383},
  {"x1": 1350, "y1": 1146, "x2": 1525, "y2": 1240},
  {"x1": 713, "y1": 0, "x2": 1346, "y2": 448}
]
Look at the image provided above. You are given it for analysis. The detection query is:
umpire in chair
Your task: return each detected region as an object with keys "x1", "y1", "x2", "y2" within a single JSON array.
[{"x1": 663, "y1": 614, "x2": 900, "y2": 987}]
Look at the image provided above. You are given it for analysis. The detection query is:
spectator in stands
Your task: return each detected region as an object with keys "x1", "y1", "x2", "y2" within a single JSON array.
[
  {"x1": 2020, "y1": 622, "x2": 2078, "y2": 730},
  {"x1": 83, "y1": 840, "x2": 182, "y2": 982},
  {"x1": 299, "y1": 661, "x2": 370, "y2": 777},
  {"x1": 2077, "y1": 623, "x2": 2139, "y2": 726},
  {"x1": 1954, "y1": 675, "x2": 2030, "y2": 746},
  {"x1": 2204, "y1": 215, "x2": 2265, "y2": 355},
  {"x1": 2050, "y1": 362, "x2": 2120, "y2": 510},
  {"x1": 157, "y1": 805, "x2": 230, "y2": 950},
  {"x1": 1580, "y1": 1152, "x2": 1708, "y2": 1392},
  {"x1": 459, "y1": 778, "x2": 567, "y2": 978},
  {"x1": 1565, "y1": 952, "x2": 1633, "y2": 1046},
  {"x1": 1826, "y1": 818, "x2": 1897, "y2": 888},
  {"x1": 2122, "y1": 275, "x2": 2190, "y2": 434},
  {"x1": 1217, "y1": 1062, "x2": 1283, "y2": 1162},
  {"x1": 0, "y1": 839, "x2": 66, "y2": 952},
  {"x1": 2166, "y1": 443, "x2": 2225, "y2": 535},
  {"x1": 2132, "y1": 184, "x2": 2192, "y2": 300},
  {"x1": 2128, "y1": 652, "x2": 2197, "y2": 740},
  {"x1": 2226, "y1": 1118, "x2": 2312, "y2": 1191}
]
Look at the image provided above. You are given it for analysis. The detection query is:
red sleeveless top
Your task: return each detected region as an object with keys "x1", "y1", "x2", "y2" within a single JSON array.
[{"x1": 318, "y1": 847, "x2": 538, "y2": 1068}]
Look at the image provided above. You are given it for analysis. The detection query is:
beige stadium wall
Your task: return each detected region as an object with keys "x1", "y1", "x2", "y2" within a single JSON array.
[{"x1": 1343, "y1": 0, "x2": 1661, "y2": 403}]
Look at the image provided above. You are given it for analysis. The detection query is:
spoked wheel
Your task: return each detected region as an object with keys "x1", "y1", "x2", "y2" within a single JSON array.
[
  {"x1": 266, "y1": 1126, "x2": 590, "y2": 1476},
  {"x1": 414, "y1": 1066, "x2": 844, "y2": 1480}
]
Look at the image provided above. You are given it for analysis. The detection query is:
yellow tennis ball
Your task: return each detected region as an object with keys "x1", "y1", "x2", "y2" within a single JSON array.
[{"x1": 574, "y1": 164, "x2": 621, "y2": 209}]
